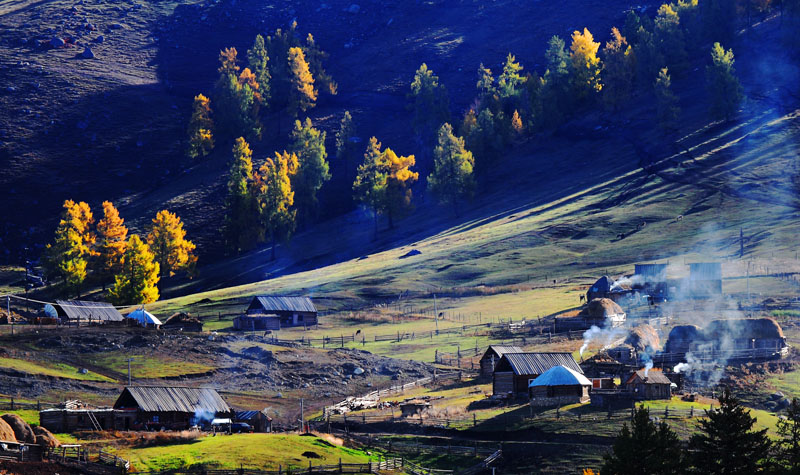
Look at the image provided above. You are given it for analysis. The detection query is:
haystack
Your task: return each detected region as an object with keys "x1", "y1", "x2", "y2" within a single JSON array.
[
  {"x1": 580, "y1": 298, "x2": 625, "y2": 319},
  {"x1": 32, "y1": 425, "x2": 60, "y2": 447},
  {"x1": 705, "y1": 318, "x2": 785, "y2": 340},
  {"x1": 1, "y1": 414, "x2": 35, "y2": 443},
  {"x1": 625, "y1": 324, "x2": 660, "y2": 352},
  {"x1": 0, "y1": 418, "x2": 16, "y2": 442},
  {"x1": 165, "y1": 312, "x2": 201, "y2": 325}
]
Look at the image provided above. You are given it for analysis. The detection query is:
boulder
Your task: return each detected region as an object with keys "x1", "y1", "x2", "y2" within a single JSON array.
[
  {"x1": 95, "y1": 35, "x2": 105, "y2": 43},
  {"x1": 771, "y1": 391, "x2": 785, "y2": 401},
  {"x1": 32, "y1": 426, "x2": 59, "y2": 447},
  {"x1": 0, "y1": 418, "x2": 16, "y2": 443},
  {"x1": 1, "y1": 414, "x2": 35, "y2": 443},
  {"x1": 50, "y1": 37, "x2": 65, "y2": 48},
  {"x1": 81, "y1": 47, "x2": 94, "y2": 59}
]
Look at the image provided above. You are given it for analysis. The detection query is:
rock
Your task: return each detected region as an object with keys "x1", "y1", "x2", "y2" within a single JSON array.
[
  {"x1": 399, "y1": 249, "x2": 421, "y2": 259},
  {"x1": 5, "y1": 86, "x2": 15, "y2": 93},
  {"x1": 50, "y1": 37, "x2": 65, "y2": 48},
  {"x1": 353, "y1": 367, "x2": 364, "y2": 375},
  {"x1": 95, "y1": 35, "x2": 105, "y2": 43},
  {"x1": 109, "y1": 22, "x2": 125, "y2": 29},
  {"x1": 77, "y1": 368, "x2": 88, "y2": 374},
  {"x1": 777, "y1": 398, "x2": 791, "y2": 410},
  {"x1": 346, "y1": 4, "x2": 360, "y2": 13},
  {"x1": 81, "y1": 47, "x2": 95, "y2": 59},
  {"x1": 771, "y1": 392, "x2": 785, "y2": 401}
]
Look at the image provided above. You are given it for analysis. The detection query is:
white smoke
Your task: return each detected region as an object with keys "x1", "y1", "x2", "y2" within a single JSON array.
[
  {"x1": 644, "y1": 359, "x2": 653, "y2": 377},
  {"x1": 610, "y1": 274, "x2": 644, "y2": 291},
  {"x1": 579, "y1": 325, "x2": 627, "y2": 356},
  {"x1": 673, "y1": 362, "x2": 690, "y2": 373}
]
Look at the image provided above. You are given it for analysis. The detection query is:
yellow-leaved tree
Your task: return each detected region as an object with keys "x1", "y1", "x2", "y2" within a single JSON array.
[
  {"x1": 147, "y1": 210, "x2": 197, "y2": 277},
  {"x1": 44, "y1": 200, "x2": 96, "y2": 296},
  {"x1": 570, "y1": 28, "x2": 602, "y2": 100},
  {"x1": 287, "y1": 46, "x2": 317, "y2": 119},
  {"x1": 187, "y1": 94, "x2": 214, "y2": 159},
  {"x1": 256, "y1": 151, "x2": 297, "y2": 260},
  {"x1": 382, "y1": 147, "x2": 418, "y2": 229},
  {"x1": 109, "y1": 234, "x2": 159, "y2": 305},
  {"x1": 95, "y1": 201, "x2": 128, "y2": 291}
]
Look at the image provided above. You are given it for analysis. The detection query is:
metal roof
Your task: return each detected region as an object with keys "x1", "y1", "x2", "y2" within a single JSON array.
[
  {"x1": 253, "y1": 296, "x2": 316, "y2": 313},
  {"x1": 55, "y1": 300, "x2": 124, "y2": 322},
  {"x1": 114, "y1": 386, "x2": 231, "y2": 413},
  {"x1": 484, "y1": 346, "x2": 523, "y2": 359},
  {"x1": 529, "y1": 365, "x2": 592, "y2": 387},
  {"x1": 627, "y1": 369, "x2": 672, "y2": 385},
  {"x1": 236, "y1": 410, "x2": 260, "y2": 420},
  {"x1": 502, "y1": 353, "x2": 583, "y2": 376}
]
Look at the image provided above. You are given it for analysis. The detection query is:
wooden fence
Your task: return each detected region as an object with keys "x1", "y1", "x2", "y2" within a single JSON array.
[{"x1": 134, "y1": 458, "x2": 403, "y2": 474}]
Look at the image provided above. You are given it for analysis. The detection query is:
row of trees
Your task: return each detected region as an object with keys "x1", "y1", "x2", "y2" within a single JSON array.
[
  {"x1": 187, "y1": 23, "x2": 336, "y2": 159},
  {"x1": 602, "y1": 388, "x2": 800, "y2": 474},
  {"x1": 44, "y1": 200, "x2": 196, "y2": 304}
]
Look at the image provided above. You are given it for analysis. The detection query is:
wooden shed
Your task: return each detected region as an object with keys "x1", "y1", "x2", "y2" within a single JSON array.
[
  {"x1": 493, "y1": 352, "x2": 583, "y2": 397},
  {"x1": 233, "y1": 314, "x2": 281, "y2": 331},
  {"x1": 45, "y1": 300, "x2": 124, "y2": 326},
  {"x1": 689, "y1": 262, "x2": 722, "y2": 297},
  {"x1": 39, "y1": 408, "x2": 116, "y2": 433},
  {"x1": 528, "y1": 365, "x2": 592, "y2": 406},
  {"x1": 235, "y1": 410, "x2": 272, "y2": 432},
  {"x1": 625, "y1": 369, "x2": 672, "y2": 400},
  {"x1": 113, "y1": 386, "x2": 233, "y2": 431},
  {"x1": 246, "y1": 296, "x2": 318, "y2": 328},
  {"x1": 479, "y1": 345, "x2": 522, "y2": 378}
]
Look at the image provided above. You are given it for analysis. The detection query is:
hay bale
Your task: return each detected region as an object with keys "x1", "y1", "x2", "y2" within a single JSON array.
[
  {"x1": 0, "y1": 418, "x2": 17, "y2": 442},
  {"x1": 580, "y1": 298, "x2": 625, "y2": 319},
  {"x1": 625, "y1": 324, "x2": 660, "y2": 352},
  {"x1": 32, "y1": 426, "x2": 60, "y2": 447},
  {"x1": 1, "y1": 414, "x2": 35, "y2": 443}
]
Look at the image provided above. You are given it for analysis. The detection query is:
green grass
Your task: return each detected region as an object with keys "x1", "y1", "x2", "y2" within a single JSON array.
[
  {"x1": 116, "y1": 434, "x2": 380, "y2": 472},
  {"x1": 90, "y1": 353, "x2": 214, "y2": 379},
  {"x1": 0, "y1": 409, "x2": 40, "y2": 426},
  {"x1": 0, "y1": 357, "x2": 113, "y2": 382}
]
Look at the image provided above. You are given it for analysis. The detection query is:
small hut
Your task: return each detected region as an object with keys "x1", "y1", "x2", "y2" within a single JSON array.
[
  {"x1": 479, "y1": 345, "x2": 522, "y2": 378},
  {"x1": 626, "y1": 369, "x2": 672, "y2": 400},
  {"x1": 528, "y1": 365, "x2": 592, "y2": 406},
  {"x1": 245, "y1": 296, "x2": 317, "y2": 328},
  {"x1": 235, "y1": 410, "x2": 272, "y2": 432},
  {"x1": 162, "y1": 313, "x2": 203, "y2": 332},
  {"x1": 586, "y1": 276, "x2": 613, "y2": 301},
  {"x1": 45, "y1": 300, "x2": 124, "y2": 326}
]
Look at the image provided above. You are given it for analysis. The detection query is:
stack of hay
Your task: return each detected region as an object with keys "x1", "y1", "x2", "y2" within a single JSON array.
[{"x1": 0, "y1": 414, "x2": 59, "y2": 447}]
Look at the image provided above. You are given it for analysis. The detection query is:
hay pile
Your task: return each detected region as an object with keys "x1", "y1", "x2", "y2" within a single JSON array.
[
  {"x1": 580, "y1": 298, "x2": 625, "y2": 319},
  {"x1": 164, "y1": 312, "x2": 201, "y2": 325},
  {"x1": 0, "y1": 418, "x2": 16, "y2": 442},
  {"x1": 32, "y1": 426, "x2": 60, "y2": 448},
  {"x1": 625, "y1": 324, "x2": 660, "y2": 352},
  {"x1": 1, "y1": 414, "x2": 35, "y2": 443}
]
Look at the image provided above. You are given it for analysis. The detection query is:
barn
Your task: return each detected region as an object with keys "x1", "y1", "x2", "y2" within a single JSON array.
[
  {"x1": 633, "y1": 263, "x2": 669, "y2": 301},
  {"x1": 479, "y1": 345, "x2": 522, "y2": 378},
  {"x1": 113, "y1": 386, "x2": 233, "y2": 430},
  {"x1": 45, "y1": 300, "x2": 124, "y2": 326},
  {"x1": 246, "y1": 296, "x2": 317, "y2": 328},
  {"x1": 625, "y1": 369, "x2": 672, "y2": 400},
  {"x1": 492, "y1": 353, "x2": 583, "y2": 397},
  {"x1": 528, "y1": 365, "x2": 592, "y2": 406},
  {"x1": 233, "y1": 314, "x2": 281, "y2": 331},
  {"x1": 689, "y1": 262, "x2": 722, "y2": 297},
  {"x1": 586, "y1": 276, "x2": 613, "y2": 301}
]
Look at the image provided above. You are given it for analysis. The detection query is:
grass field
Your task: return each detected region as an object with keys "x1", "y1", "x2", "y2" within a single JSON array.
[
  {"x1": 89, "y1": 353, "x2": 214, "y2": 379},
  {"x1": 115, "y1": 433, "x2": 380, "y2": 472},
  {"x1": 0, "y1": 357, "x2": 113, "y2": 382}
]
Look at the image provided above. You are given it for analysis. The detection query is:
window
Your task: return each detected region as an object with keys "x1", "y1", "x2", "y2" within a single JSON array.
[{"x1": 152, "y1": 415, "x2": 159, "y2": 422}]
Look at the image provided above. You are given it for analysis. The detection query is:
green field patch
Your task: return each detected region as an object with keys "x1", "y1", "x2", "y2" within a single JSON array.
[
  {"x1": 117, "y1": 434, "x2": 379, "y2": 472},
  {"x1": 90, "y1": 353, "x2": 214, "y2": 379},
  {"x1": 0, "y1": 357, "x2": 112, "y2": 382}
]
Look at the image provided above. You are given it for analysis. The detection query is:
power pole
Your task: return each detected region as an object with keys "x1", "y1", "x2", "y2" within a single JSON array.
[
  {"x1": 300, "y1": 398, "x2": 305, "y2": 433},
  {"x1": 127, "y1": 358, "x2": 134, "y2": 386},
  {"x1": 740, "y1": 227, "x2": 744, "y2": 259},
  {"x1": 434, "y1": 294, "x2": 438, "y2": 332},
  {"x1": 7, "y1": 295, "x2": 12, "y2": 336}
]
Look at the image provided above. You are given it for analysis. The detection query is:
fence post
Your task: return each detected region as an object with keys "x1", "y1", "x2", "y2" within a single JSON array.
[{"x1": 10, "y1": 398, "x2": 13, "y2": 410}]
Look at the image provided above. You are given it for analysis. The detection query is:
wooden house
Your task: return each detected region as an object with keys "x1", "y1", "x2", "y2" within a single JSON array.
[
  {"x1": 528, "y1": 365, "x2": 592, "y2": 406},
  {"x1": 246, "y1": 296, "x2": 318, "y2": 328},
  {"x1": 625, "y1": 369, "x2": 672, "y2": 400},
  {"x1": 689, "y1": 262, "x2": 722, "y2": 297},
  {"x1": 479, "y1": 345, "x2": 522, "y2": 378},
  {"x1": 44, "y1": 300, "x2": 124, "y2": 326},
  {"x1": 113, "y1": 386, "x2": 233, "y2": 430},
  {"x1": 633, "y1": 263, "x2": 669, "y2": 301},
  {"x1": 233, "y1": 314, "x2": 281, "y2": 331},
  {"x1": 492, "y1": 352, "x2": 583, "y2": 397},
  {"x1": 39, "y1": 407, "x2": 116, "y2": 433},
  {"x1": 235, "y1": 410, "x2": 272, "y2": 432}
]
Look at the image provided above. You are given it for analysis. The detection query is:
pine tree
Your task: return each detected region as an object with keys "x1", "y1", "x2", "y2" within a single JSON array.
[
  {"x1": 265, "y1": 24, "x2": 295, "y2": 111},
  {"x1": 631, "y1": 23, "x2": 664, "y2": 87},
  {"x1": 409, "y1": 63, "x2": 451, "y2": 145},
  {"x1": 510, "y1": 110, "x2": 524, "y2": 137},
  {"x1": 256, "y1": 151, "x2": 297, "y2": 260},
  {"x1": 542, "y1": 36, "x2": 574, "y2": 125},
  {"x1": 214, "y1": 49, "x2": 261, "y2": 140},
  {"x1": 777, "y1": 398, "x2": 800, "y2": 472},
  {"x1": 689, "y1": 387, "x2": 773, "y2": 474},
  {"x1": 109, "y1": 234, "x2": 159, "y2": 305},
  {"x1": 224, "y1": 138, "x2": 260, "y2": 254},
  {"x1": 44, "y1": 200, "x2": 95, "y2": 296},
  {"x1": 382, "y1": 147, "x2": 418, "y2": 228},
  {"x1": 706, "y1": 42, "x2": 743, "y2": 121},
  {"x1": 602, "y1": 27, "x2": 636, "y2": 111},
  {"x1": 95, "y1": 201, "x2": 128, "y2": 291},
  {"x1": 428, "y1": 123, "x2": 475, "y2": 216},
  {"x1": 335, "y1": 111, "x2": 358, "y2": 179},
  {"x1": 466, "y1": 108, "x2": 503, "y2": 169},
  {"x1": 601, "y1": 406, "x2": 687, "y2": 475},
  {"x1": 655, "y1": 67, "x2": 680, "y2": 131},
  {"x1": 525, "y1": 71, "x2": 545, "y2": 130},
  {"x1": 353, "y1": 137, "x2": 388, "y2": 234},
  {"x1": 187, "y1": 94, "x2": 214, "y2": 159},
  {"x1": 476, "y1": 63, "x2": 497, "y2": 109},
  {"x1": 218, "y1": 47, "x2": 240, "y2": 76},
  {"x1": 655, "y1": 4, "x2": 688, "y2": 74},
  {"x1": 287, "y1": 46, "x2": 317, "y2": 119},
  {"x1": 701, "y1": 0, "x2": 737, "y2": 45},
  {"x1": 147, "y1": 210, "x2": 197, "y2": 277},
  {"x1": 304, "y1": 33, "x2": 338, "y2": 95},
  {"x1": 247, "y1": 34, "x2": 271, "y2": 106},
  {"x1": 570, "y1": 28, "x2": 603, "y2": 100},
  {"x1": 289, "y1": 118, "x2": 330, "y2": 224},
  {"x1": 497, "y1": 53, "x2": 525, "y2": 112}
]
